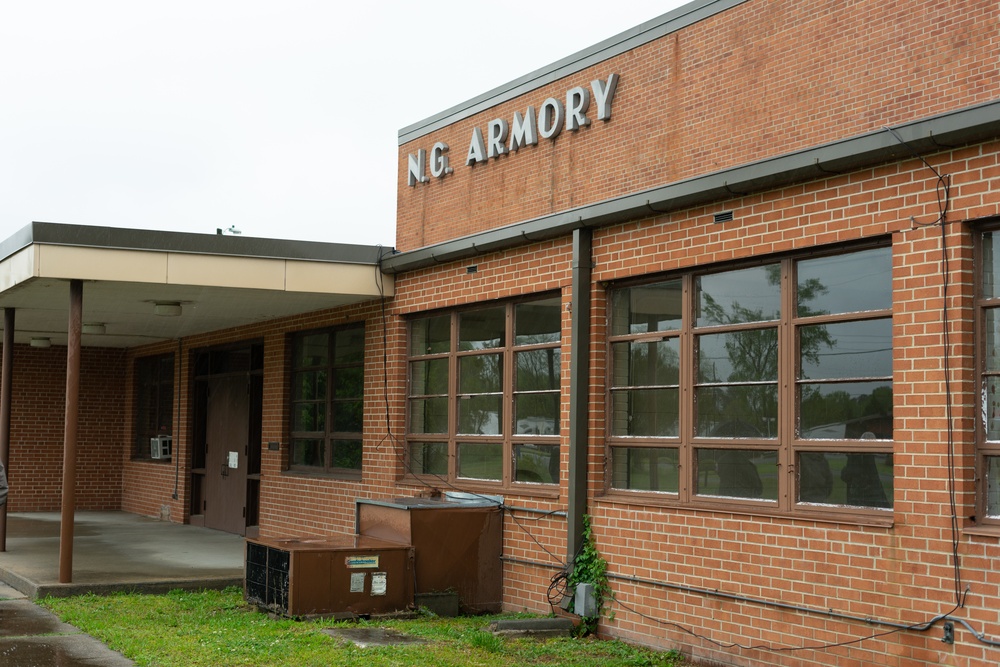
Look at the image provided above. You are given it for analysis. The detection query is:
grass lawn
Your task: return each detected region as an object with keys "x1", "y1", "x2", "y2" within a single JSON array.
[{"x1": 40, "y1": 587, "x2": 685, "y2": 667}]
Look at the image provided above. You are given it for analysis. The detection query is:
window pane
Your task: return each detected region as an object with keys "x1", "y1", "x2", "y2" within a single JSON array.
[
  {"x1": 515, "y1": 298, "x2": 561, "y2": 345},
  {"x1": 331, "y1": 439, "x2": 363, "y2": 470},
  {"x1": 613, "y1": 339, "x2": 679, "y2": 387},
  {"x1": 799, "y1": 319, "x2": 892, "y2": 380},
  {"x1": 457, "y1": 442, "x2": 502, "y2": 480},
  {"x1": 291, "y1": 439, "x2": 323, "y2": 467},
  {"x1": 411, "y1": 314, "x2": 451, "y2": 355},
  {"x1": 459, "y1": 307, "x2": 505, "y2": 350},
  {"x1": 987, "y1": 456, "x2": 1000, "y2": 517},
  {"x1": 514, "y1": 444, "x2": 559, "y2": 484},
  {"x1": 458, "y1": 395, "x2": 502, "y2": 435},
  {"x1": 515, "y1": 394, "x2": 559, "y2": 435},
  {"x1": 459, "y1": 354, "x2": 502, "y2": 393},
  {"x1": 798, "y1": 247, "x2": 891, "y2": 316},
  {"x1": 696, "y1": 265, "x2": 780, "y2": 326},
  {"x1": 410, "y1": 442, "x2": 448, "y2": 476},
  {"x1": 293, "y1": 370, "x2": 326, "y2": 401},
  {"x1": 611, "y1": 280, "x2": 683, "y2": 335},
  {"x1": 333, "y1": 399, "x2": 363, "y2": 432},
  {"x1": 334, "y1": 366, "x2": 363, "y2": 399},
  {"x1": 799, "y1": 382, "x2": 892, "y2": 439},
  {"x1": 611, "y1": 447, "x2": 679, "y2": 492},
  {"x1": 696, "y1": 449, "x2": 777, "y2": 500},
  {"x1": 410, "y1": 359, "x2": 449, "y2": 396},
  {"x1": 334, "y1": 327, "x2": 365, "y2": 364},
  {"x1": 697, "y1": 329, "x2": 778, "y2": 383},
  {"x1": 516, "y1": 349, "x2": 560, "y2": 391},
  {"x1": 984, "y1": 377, "x2": 1000, "y2": 441},
  {"x1": 292, "y1": 403, "x2": 324, "y2": 433},
  {"x1": 695, "y1": 385, "x2": 778, "y2": 438},
  {"x1": 293, "y1": 333, "x2": 329, "y2": 367},
  {"x1": 611, "y1": 388, "x2": 680, "y2": 437},
  {"x1": 985, "y1": 309, "x2": 1000, "y2": 372},
  {"x1": 409, "y1": 397, "x2": 449, "y2": 434},
  {"x1": 798, "y1": 451, "x2": 893, "y2": 508}
]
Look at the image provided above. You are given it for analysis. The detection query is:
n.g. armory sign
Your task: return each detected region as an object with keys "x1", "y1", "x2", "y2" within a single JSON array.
[{"x1": 407, "y1": 74, "x2": 619, "y2": 186}]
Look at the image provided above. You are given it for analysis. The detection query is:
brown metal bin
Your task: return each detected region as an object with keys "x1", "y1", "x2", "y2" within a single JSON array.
[
  {"x1": 245, "y1": 535, "x2": 414, "y2": 617},
  {"x1": 356, "y1": 493, "x2": 502, "y2": 614}
]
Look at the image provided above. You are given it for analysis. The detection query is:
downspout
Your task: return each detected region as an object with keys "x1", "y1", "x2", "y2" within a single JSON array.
[
  {"x1": 567, "y1": 228, "x2": 592, "y2": 566},
  {"x1": 59, "y1": 279, "x2": 83, "y2": 583},
  {"x1": 0, "y1": 308, "x2": 13, "y2": 551}
]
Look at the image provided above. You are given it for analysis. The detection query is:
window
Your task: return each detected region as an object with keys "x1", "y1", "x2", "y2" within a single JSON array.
[
  {"x1": 978, "y1": 226, "x2": 1000, "y2": 525},
  {"x1": 134, "y1": 354, "x2": 174, "y2": 460},
  {"x1": 289, "y1": 324, "x2": 364, "y2": 476},
  {"x1": 608, "y1": 245, "x2": 893, "y2": 513},
  {"x1": 407, "y1": 296, "x2": 561, "y2": 488}
]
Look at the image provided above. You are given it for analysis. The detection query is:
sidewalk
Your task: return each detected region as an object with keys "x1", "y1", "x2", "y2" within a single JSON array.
[{"x1": 0, "y1": 580, "x2": 135, "y2": 666}]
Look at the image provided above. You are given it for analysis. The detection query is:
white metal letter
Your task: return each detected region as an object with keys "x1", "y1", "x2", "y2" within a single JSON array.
[
  {"x1": 430, "y1": 142, "x2": 452, "y2": 178},
  {"x1": 488, "y1": 118, "x2": 509, "y2": 159},
  {"x1": 566, "y1": 86, "x2": 591, "y2": 131},
  {"x1": 509, "y1": 107, "x2": 538, "y2": 152},
  {"x1": 407, "y1": 149, "x2": 428, "y2": 186},
  {"x1": 538, "y1": 98, "x2": 564, "y2": 140},
  {"x1": 591, "y1": 73, "x2": 619, "y2": 121},
  {"x1": 466, "y1": 127, "x2": 487, "y2": 165}
]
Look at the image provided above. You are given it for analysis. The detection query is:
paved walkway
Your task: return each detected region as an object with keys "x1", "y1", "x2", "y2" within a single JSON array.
[{"x1": 0, "y1": 581, "x2": 135, "y2": 666}]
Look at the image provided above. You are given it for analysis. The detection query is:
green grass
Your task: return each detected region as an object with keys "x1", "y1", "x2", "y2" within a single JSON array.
[{"x1": 40, "y1": 587, "x2": 685, "y2": 667}]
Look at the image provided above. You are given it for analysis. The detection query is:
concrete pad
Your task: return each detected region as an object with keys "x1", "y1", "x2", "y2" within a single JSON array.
[
  {"x1": 486, "y1": 617, "x2": 576, "y2": 638},
  {"x1": 0, "y1": 511, "x2": 245, "y2": 598},
  {"x1": 323, "y1": 627, "x2": 428, "y2": 647}
]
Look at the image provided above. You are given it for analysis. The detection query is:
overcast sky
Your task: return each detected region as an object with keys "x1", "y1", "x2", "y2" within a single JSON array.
[{"x1": 0, "y1": 1, "x2": 687, "y2": 248}]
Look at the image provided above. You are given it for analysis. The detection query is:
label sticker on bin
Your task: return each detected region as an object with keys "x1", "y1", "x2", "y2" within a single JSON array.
[
  {"x1": 346, "y1": 555, "x2": 379, "y2": 569},
  {"x1": 371, "y1": 572, "x2": 387, "y2": 596},
  {"x1": 350, "y1": 572, "x2": 365, "y2": 593}
]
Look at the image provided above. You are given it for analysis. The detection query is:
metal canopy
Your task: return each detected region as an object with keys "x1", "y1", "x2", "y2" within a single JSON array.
[{"x1": 0, "y1": 222, "x2": 394, "y2": 349}]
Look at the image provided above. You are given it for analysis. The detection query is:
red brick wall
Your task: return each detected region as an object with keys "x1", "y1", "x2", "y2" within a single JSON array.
[
  {"x1": 4, "y1": 345, "x2": 125, "y2": 511},
  {"x1": 396, "y1": 0, "x2": 1000, "y2": 251}
]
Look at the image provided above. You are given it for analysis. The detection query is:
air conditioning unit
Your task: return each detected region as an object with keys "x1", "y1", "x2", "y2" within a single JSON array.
[{"x1": 150, "y1": 435, "x2": 172, "y2": 460}]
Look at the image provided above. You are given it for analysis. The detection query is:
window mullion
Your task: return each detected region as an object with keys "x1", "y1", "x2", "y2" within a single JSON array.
[
  {"x1": 678, "y1": 274, "x2": 694, "y2": 502},
  {"x1": 779, "y1": 257, "x2": 796, "y2": 513}
]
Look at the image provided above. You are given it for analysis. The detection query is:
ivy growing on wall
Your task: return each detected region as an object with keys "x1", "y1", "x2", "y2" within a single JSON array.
[{"x1": 567, "y1": 514, "x2": 613, "y2": 635}]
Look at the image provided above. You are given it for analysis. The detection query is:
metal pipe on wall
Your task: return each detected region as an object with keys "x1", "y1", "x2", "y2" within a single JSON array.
[{"x1": 567, "y1": 227, "x2": 593, "y2": 567}]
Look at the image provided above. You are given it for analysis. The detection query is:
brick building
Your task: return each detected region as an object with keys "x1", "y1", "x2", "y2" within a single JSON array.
[{"x1": 1, "y1": 0, "x2": 1000, "y2": 664}]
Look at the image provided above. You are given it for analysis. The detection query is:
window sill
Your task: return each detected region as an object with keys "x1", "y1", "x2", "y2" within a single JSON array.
[
  {"x1": 961, "y1": 524, "x2": 1000, "y2": 539},
  {"x1": 596, "y1": 491, "x2": 895, "y2": 528},
  {"x1": 398, "y1": 476, "x2": 561, "y2": 500},
  {"x1": 130, "y1": 458, "x2": 174, "y2": 464}
]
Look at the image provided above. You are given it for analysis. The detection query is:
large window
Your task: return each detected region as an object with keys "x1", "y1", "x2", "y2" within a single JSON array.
[
  {"x1": 289, "y1": 324, "x2": 364, "y2": 476},
  {"x1": 134, "y1": 353, "x2": 174, "y2": 460},
  {"x1": 978, "y1": 226, "x2": 1000, "y2": 525},
  {"x1": 407, "y1": 295, "x2": 561, "y2": 488},
  {"x1": 608, "y1": 245, "x2": 893, "y2": 513}
]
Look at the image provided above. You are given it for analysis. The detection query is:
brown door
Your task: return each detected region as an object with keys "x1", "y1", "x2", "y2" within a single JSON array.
[{"x1": 204, "y1": 375, "x2": 249, "y2": 534}]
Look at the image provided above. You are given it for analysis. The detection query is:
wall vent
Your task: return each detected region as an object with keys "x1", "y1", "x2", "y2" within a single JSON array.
[{"x1": 714, "y1": 211, "x2": 734, "y2": 223}]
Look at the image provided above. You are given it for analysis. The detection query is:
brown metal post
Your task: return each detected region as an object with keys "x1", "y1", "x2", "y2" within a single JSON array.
[
  {"x1": 0, "y1": 308, "x2": 13, "y2": 551},
  {"x1": 59, "y1": 280, "x2": 83, "y2": 583}
]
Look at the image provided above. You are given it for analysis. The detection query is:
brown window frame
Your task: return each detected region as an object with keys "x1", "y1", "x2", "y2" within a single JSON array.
[
  {"x1": 975, "y1": 221, "x2": 1000, "y2": 528},
  {"x1": 405, "y1": 294, "x2": 562, "y2": 491},
  {"x1": 606, "y1": 243, "x2": 894, "y2": 518},
  {"x1": 133, "y1": 353, "x2": 175, "y2": 461},
  {"x1": 288, "y1": 323, "x2": 365, "y2": 479}
]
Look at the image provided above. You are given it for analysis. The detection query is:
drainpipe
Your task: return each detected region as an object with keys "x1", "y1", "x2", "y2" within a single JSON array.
[
  {"x1": 567, "y1": 228, "x2": 592, "y2": 567},
  {"x1": 59, "y1": 280, "x2": 83, "y2": 583},
  {"x1": 0, "y1": 308, "x2": 13, "y2": 551}
]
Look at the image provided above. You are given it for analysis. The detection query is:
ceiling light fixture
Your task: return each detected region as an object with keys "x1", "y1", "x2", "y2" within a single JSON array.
[
  {"x1": 82, "y1": 323, "x2": 106, "y2": 335},
  {"x1": 153, "y1": 302, "x2": 182, "y2": 317},
  {"x1": 30, "y1": 337, "x2": 51, "y2": 348}
]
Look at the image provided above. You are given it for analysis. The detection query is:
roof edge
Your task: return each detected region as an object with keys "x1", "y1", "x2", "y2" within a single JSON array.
[
  {"x1": 0, "y1": 222, "x2": 394, "y2": 266},
  {"x1": 383, "y1": 98, "x2": 1000, "y2": 274},
  {"x1": 397, "y1": 0, "x2": 750, "y2": 146}
]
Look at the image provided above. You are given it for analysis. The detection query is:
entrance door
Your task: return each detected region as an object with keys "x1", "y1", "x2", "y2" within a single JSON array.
[{"x1": 204, "y1": 375, "x2": 249, "y2": 534}]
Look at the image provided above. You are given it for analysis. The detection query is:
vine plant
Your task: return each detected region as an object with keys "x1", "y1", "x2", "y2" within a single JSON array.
[{"x1": 567, "y1": 514, "x2": 613, "y2": 635}]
